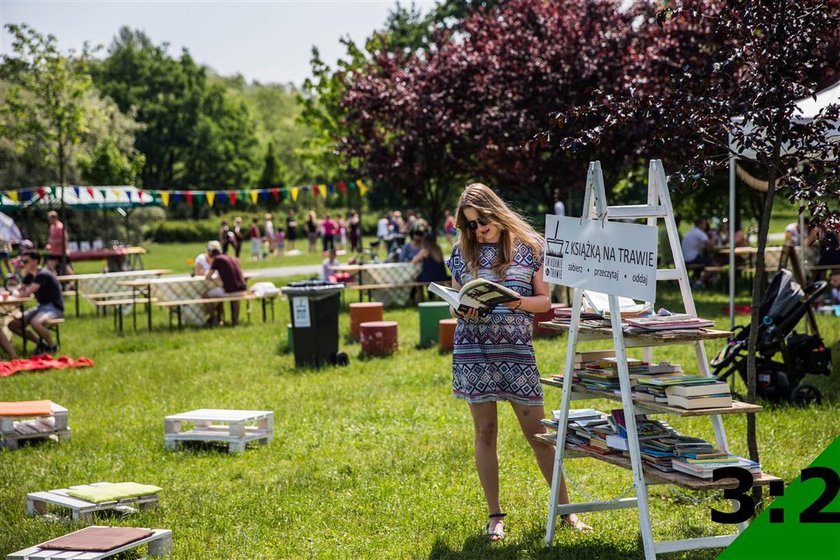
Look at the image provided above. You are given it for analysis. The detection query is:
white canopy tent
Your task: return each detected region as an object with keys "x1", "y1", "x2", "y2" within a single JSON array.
[
  {"x1": 20, "y1": 186, "x2": 156, "y2": 209},
  {"x1": 727, "y1": 80, "x2": 840, "y2": 327}
]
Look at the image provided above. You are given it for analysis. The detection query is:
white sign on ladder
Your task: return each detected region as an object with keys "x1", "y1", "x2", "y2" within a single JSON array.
[{"x1": 544, "y1": 215, "x2": 658, "y2": 302}]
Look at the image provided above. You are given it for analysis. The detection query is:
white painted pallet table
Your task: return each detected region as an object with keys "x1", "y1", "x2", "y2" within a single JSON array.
[
  {"x1": 164, "y1": 409, "x2": 273, "y2": 453},
  {"x1": 0, "y1": 402, "x2": 70, "y2": 450},
  {"x1": 6, "y1": 527, "x2": 172, "y2": 559},
  {"x1": 27, "y1": 482, "x2": 160, "y2": 522}
]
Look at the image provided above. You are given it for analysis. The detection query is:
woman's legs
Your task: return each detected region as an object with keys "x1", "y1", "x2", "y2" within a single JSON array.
[
  {"x1": 469, "y1": 401, "x2": 504, "y2": 537},
  {"x1": 510, "y1": 402, "x2": 590, "y2": 530},
  {"x1": 469, "y1": 402, "x2": 501, "y2": 510}
]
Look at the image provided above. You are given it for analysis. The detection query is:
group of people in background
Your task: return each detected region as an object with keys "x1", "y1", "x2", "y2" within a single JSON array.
[{"x1": 224, "y1": 209, "x2": 364, "y2": 262}]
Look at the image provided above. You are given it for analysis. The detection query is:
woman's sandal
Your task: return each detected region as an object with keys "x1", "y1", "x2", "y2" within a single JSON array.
[
  {"x1": 485, "y1": 512, "x2": 507, "y2": 542},
  {"x1": 561, "y1": 514, "x2": 593, "y2": 533}
]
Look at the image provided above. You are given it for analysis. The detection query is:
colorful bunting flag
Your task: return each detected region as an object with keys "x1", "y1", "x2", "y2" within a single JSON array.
[
  {"x1": 337, "y1": 181, "x2": 347, "y2": 194},
  {"x1": 357, "y1": 179, "x2": 369, "y2": 196},
  {"x1": 229, "y1": 191, "x2": 237, "y2": 206},
  {"x1": 73, "y1": 186, "x2": 80, "y2": 198},
  {"x1": 249, "y1": 190, "x2": 259, "y2": 204},
  {"x1": 7, "y1": 191, "x2": 17, "y2": 202},
  {"x1": 291, "y1": 187, "x2": 300, "y2": 202},
  {"x1": 86, "y1": 187, "x2": 95, "y2": 197},
  {"x1": 37, "y1": 187, "x2": 46, "y2": 198},
  {"x1": 160, "y1": 191, "x2": 170, "y2": 207},
  {"x1": 185, "y1": 191, "x2": 193, "y2": 205},
  {"x1": 206, "y1": 191, "x2": 215, "y2": 207},
  {"x1": 271, "y1": 188, "x2": 280, "y2": 202},
  {"x1": 318, "y1": 184, "x2": 327, "y2": 197}
]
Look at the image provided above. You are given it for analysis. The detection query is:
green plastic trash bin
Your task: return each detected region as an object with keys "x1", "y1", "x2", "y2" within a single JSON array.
[
  {"x1": 419, "y1": 301, "x2": 452, "y2": 347},
  {"x1": 281, "y1": 281, "x2": 346, "y2": 368}
]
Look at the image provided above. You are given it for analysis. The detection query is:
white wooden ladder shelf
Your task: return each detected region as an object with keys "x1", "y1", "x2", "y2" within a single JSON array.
[{"x1": 542, "y1": 160, "x2": 777, "y2": 559}]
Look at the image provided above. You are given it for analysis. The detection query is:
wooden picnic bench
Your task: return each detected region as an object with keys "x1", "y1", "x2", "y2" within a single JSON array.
[
  {"x1": 156, "y1": 292, "x2": 277, "y2": 329},
  {"x1": 94, "y1": 298, "x2": 157, "y2": 333},
  {"x1": 346, "y1": 281, "x2": 428, "y2": 303}
]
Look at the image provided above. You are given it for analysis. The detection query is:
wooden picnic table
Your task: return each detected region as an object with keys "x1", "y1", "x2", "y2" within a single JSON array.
[
  {"x1": 332, "y1": 262, "x2": 421, "y2": 306},
  {"x1": 66, "y1": 245, "x2": 147, "y2": 271},
  {"x1": 0, "y1": 295, "x2": 35, "y2": 355},
  {"x1": 58, "y1": 269, "x2": 172, "y2": 317},
  {"x1": 119, "y1": 272, "x2": 257, "y2": 331}
]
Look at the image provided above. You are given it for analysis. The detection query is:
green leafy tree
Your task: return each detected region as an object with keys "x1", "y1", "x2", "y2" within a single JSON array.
[
  {"x1": 258, "y1": 140, "x2": 281, "y2": 190},
  {"x1": 0, "y1": 23, "x2": 93, "y2": 189},
  {"x1": 183, "y1": 85, "x2": 258, "y2": 190},
  {"x1": 92, "y1": 28, "x2": 205, "y2": 188},
  {"x1": 78, "y1": 138, "x2": 144, "y2": 184},
  {"x1": 213, "y1": 76, "x2": 314, "y2": 185}
]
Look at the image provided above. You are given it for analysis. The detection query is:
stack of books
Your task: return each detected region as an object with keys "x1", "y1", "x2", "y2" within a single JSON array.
[
  {"x1": 625, "y1": 314, "x2": 716, "y2": 332},
  {"x1": 605, "y1": 410, "x2": 685, "y2": 471},
  {"x1": 541, "y1": 409, "x2": 617, "y2": 455},
  {"x1": 671, "y1": 441, "x2": 761, "y2": 478},
  {"x1": 665, "y1": 381, "x2": 732, "y2": 409},
  {"x1": 553, "y1": 307, "x2": 611, "y2": 328},
  {"x1": 636, "y1": 375, "x2": 732, "y2": 409},
  {"x1": 577, "y1": 358, "x2": 684, "y2": 394}
]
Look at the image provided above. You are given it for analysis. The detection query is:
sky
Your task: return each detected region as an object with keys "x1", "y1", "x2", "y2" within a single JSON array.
[{"x1": 0, "y1": 0, "x2": 430, "y2": 86}]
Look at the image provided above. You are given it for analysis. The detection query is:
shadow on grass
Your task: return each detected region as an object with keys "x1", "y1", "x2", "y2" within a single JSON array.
[{"x1": 427, "y1": 527, "x2": 646, "y2": 560}]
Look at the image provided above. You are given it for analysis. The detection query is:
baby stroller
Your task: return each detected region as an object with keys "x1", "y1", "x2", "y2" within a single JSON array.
[{"x1": 711, "y1": 269, "x2": 832, "y2": 405}]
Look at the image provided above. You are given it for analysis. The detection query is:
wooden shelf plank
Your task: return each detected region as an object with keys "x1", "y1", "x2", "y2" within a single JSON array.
[
  {"x1": 537, "y1": 322, "x2": 731, "y2": 348},
  {"x1": 540, "y1": 378, "x2": 762, "y2": 416},
  {"x1": 533, "y1": 432, "x2": 780, "y2": 491}
]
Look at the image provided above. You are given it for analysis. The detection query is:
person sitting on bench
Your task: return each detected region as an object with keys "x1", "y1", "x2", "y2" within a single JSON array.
[
  {"x1": 9, "y1": 251, "x2": 64, "y2": 353},
  {"x1": 204, "y1": 241, "x2": 247, "y2": 326},
  {"x1": 681, "y1": 218, "x2": 716, "y2": 288}
]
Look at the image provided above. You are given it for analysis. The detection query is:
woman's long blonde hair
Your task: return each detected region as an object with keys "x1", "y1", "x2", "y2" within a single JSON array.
[{"x1": 455, "y1": 183, "x2": 543, "y2": 279}]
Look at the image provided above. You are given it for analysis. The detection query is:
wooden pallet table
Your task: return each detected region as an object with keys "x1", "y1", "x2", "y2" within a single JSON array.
[
  {"x1": 164, "y1": 409, "x2": 273, "y2": 453},
  {"x1": 0, "y1": 402, "x2": 70, "y2": 450},
  {"x1": 27, "y1": 482, "x2": 160, "y2": 522},
  {"x1": 6, "y1": 526, "x2": 172, "y2": 559}
]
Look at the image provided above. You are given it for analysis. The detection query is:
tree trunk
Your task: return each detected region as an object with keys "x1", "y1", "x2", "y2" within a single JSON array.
[
  {"x1": 744, "y1": 124, "x2": 785, "y2": 507},
  {"x1": 58, "y1": 127, "x2": 68, "y2": 275}
]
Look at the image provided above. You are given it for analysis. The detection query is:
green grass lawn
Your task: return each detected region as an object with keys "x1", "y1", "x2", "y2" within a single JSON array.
[{"x1": 1, "y1": 255, "x2": 838, "y2": 558}]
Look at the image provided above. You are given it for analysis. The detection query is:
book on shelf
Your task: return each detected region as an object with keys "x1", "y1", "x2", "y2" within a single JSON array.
[
  {"x1": 573, "y1": 350, "x2": 616, "y2": 366},
  {"x1": 637, "y1": 375, "x2": 721, "y2": 388},
  {"x1": 633, "y1": 389, "x2": 669, "y2": 403},
  {"x1": 606, "y1": 433, "x2": 629, "y2": 451},
  {"x1": 666, "y1": 393, "x2": 733, "y2": 410},
  {"x1": 428, "y1": 278, "x2": 519, "y2": 315},
  {"x1": 552, "y1": 408, "x2": 604, "y2": 421},
  {"x1": 626, "y1": 316, "x2": 716, "y2": 331},
  {"x1": 665, "y1": 381, "x2": 730, "y2": 398},
  {"x1": 671, "y1": 456, "x2": 759, "y2": 479}
]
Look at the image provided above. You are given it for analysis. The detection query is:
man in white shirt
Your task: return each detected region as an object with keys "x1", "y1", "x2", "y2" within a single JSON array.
[
  {"x1": 682, "y1": 219, "x2": 715, "y2": 287},
  {"x1": 377, "y1": 213, "x2": 392, "y2": 252}
]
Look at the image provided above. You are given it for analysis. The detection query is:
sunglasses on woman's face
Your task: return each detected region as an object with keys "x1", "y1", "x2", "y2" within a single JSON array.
[{"x1": 467, "y1": 217, "x2": 491, "y2": 231}]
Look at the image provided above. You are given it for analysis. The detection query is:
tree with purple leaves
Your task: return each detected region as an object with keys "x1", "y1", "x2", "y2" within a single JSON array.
[
  {"x1": 542, "y1": 0, "x2": 840, "y2": 501},
  {"x1": 338, "y1": 0, "x2": 639, "y2": 228}
]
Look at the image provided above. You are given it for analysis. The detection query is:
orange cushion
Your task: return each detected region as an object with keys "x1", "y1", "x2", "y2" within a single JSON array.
[{"x1": 0, "y1": 400, "x2": 53, "y2": 417}]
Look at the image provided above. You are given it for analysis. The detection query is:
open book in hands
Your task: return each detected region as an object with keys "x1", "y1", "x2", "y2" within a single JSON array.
[{"x1": 428, "y1": 278, "x2": 520, "y2": 315}]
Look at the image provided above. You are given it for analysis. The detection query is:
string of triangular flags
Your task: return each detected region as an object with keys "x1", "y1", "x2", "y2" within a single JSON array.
[{"x1": 1, "y1": 179, "x2": 370, "y2": 206}]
